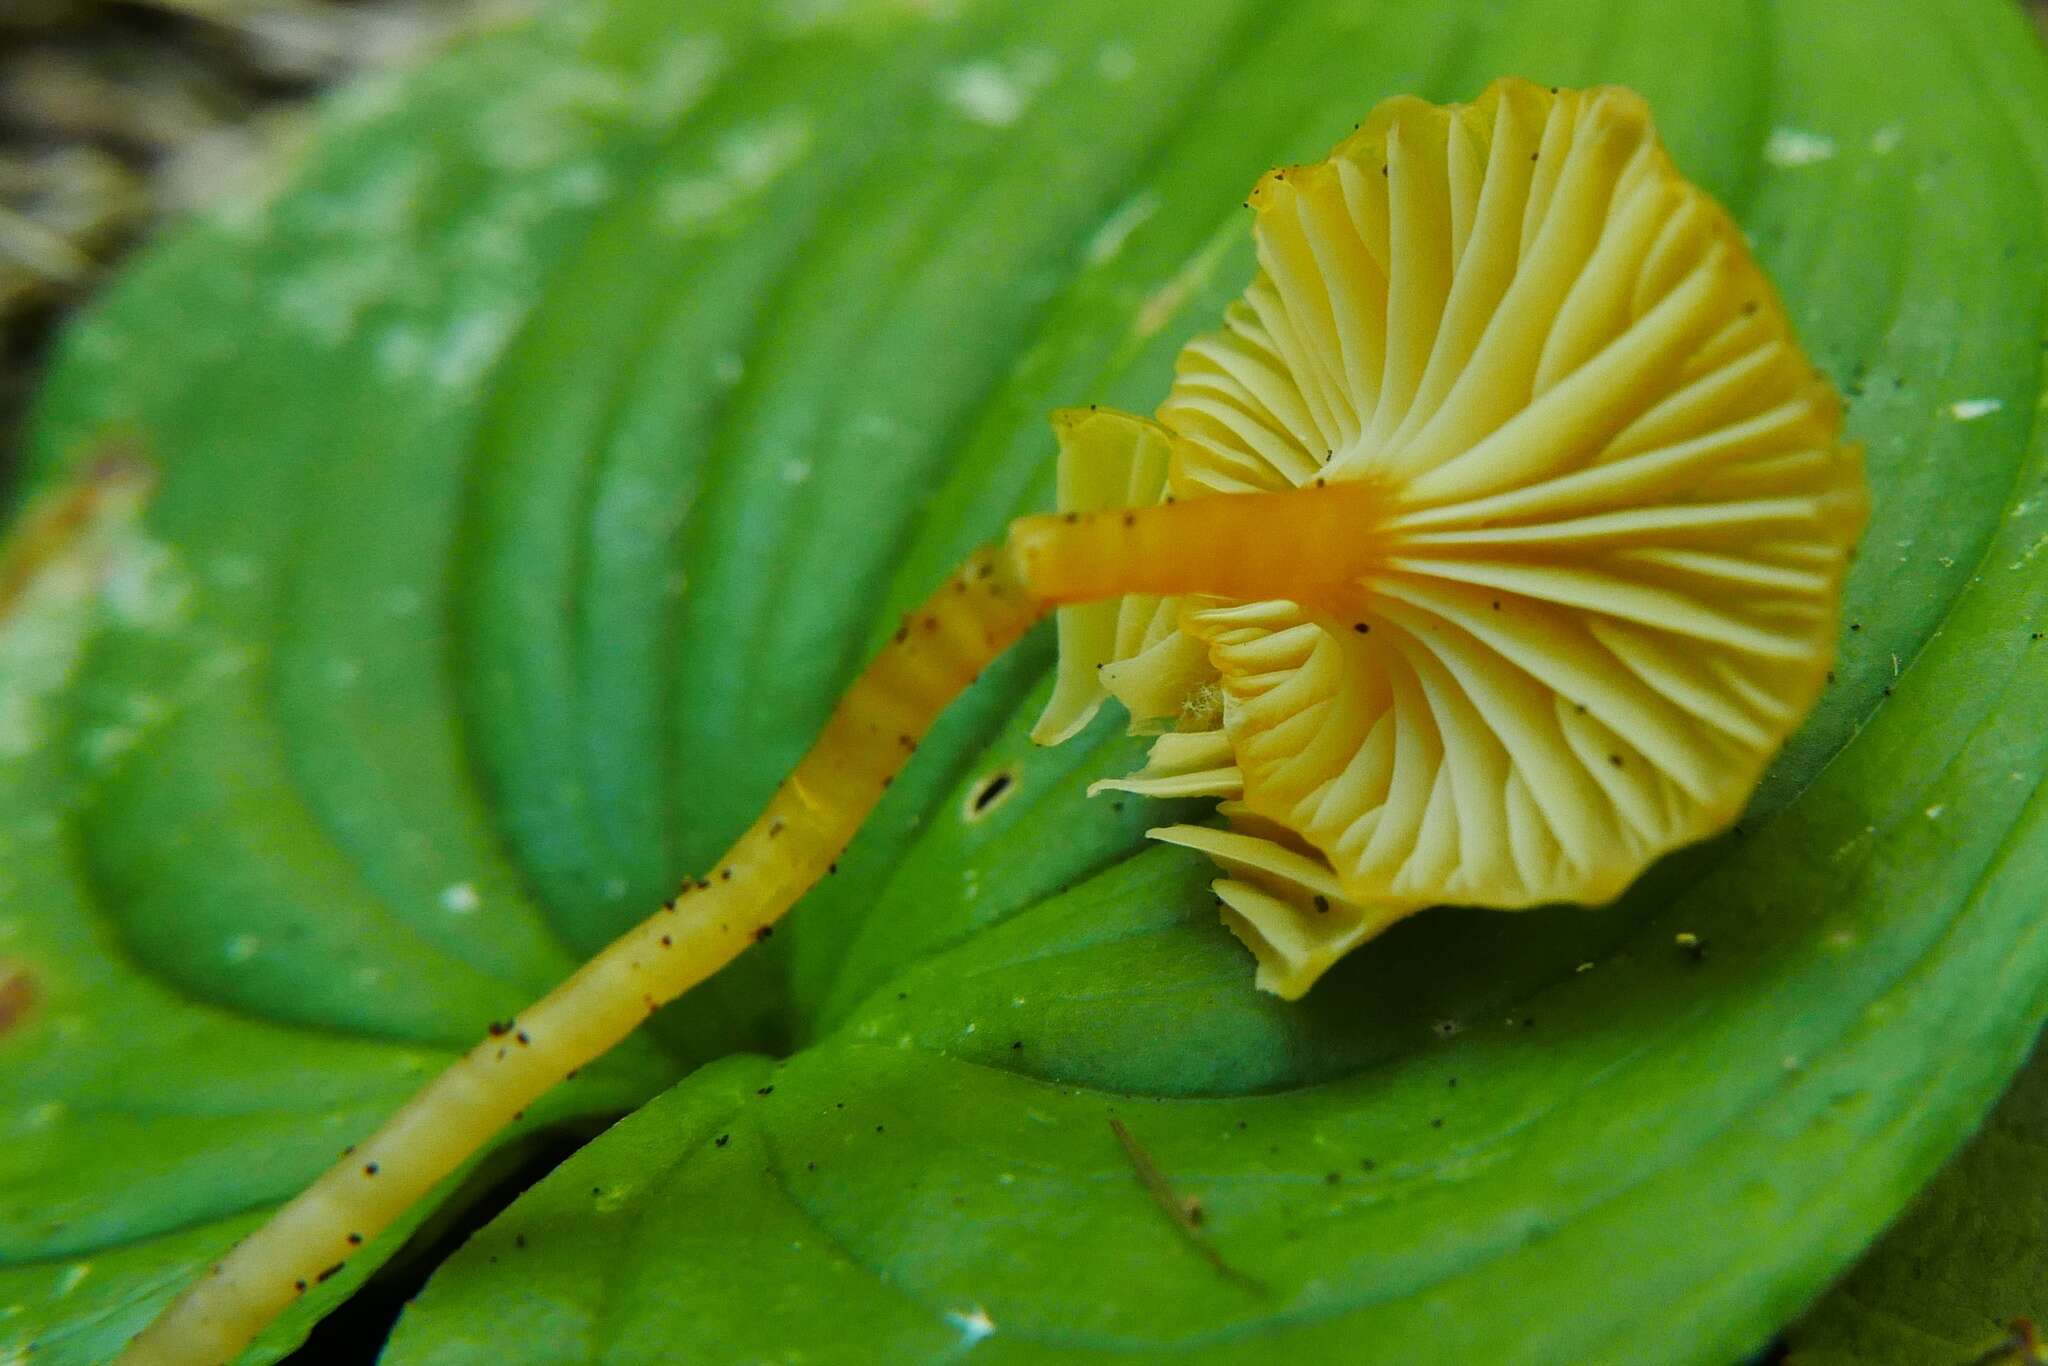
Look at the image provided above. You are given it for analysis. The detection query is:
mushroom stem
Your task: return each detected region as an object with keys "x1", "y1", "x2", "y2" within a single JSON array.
[
  {"x1": 123, "y1": 477, "x2": 1394, "y2": 1366},
  {"x1": 1008, "y1": 477, "x2": 1388, "y2": 607},
  {"x1": 118, "y1": 545, "x2": 1045, "y2": 1366}
]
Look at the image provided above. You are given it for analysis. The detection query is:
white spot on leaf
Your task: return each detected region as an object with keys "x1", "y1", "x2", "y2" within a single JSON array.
[
  {"x1": 102, "y1": 537, "x2": 193, "y2": 632},
  {"x1": 478, "y1": 66, "x2": 635, "y2": 171},
  {"x1": 1946, "y1": 397, "x2": 2003, "y2": 422},
  {"x1": 658, "y1": 114, "x2": 813, "y2": 232},
  {"x1": 0, "y1": 698, "x2": 37, "y2": 761},
  {"x1": 937, "y1": 51, "x2": 1057, "y2": 127},
  {"x1": 1085, "y1": 192, "x2": 1160, "y2": 266},
  {"x1": 947, "y1": 1305, "x2": 997, "y2": 1345},
  {"x1": 851, "y1": 411, "x2": 902, "y2": 443},
  {"x1": 79, "y1": 725, "x2": 139, "y2": 767},
  {"x1": 640, "y1": 35, "x2": 727, "y2": 126},
  {"x1": 552, "y1": 162, "x2": 613, "y2": 207},
  {"x1": 434, "y1": 309, "x2": 521, "y2": 391},
  {"x1": 1094, "y1": 40, "x2": 1137, "y2": 83},
  {"x1": 207, "y1": 553, "x2": 261, "y2": 588},
  {"x1": 1764, "y1": 127, "x2": 1837, "y2": 168}
]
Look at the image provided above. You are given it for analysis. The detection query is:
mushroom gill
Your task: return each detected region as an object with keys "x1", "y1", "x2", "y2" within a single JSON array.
[{"x1": 1033, "y1": 78, "x2": 1867, "y2": 997}]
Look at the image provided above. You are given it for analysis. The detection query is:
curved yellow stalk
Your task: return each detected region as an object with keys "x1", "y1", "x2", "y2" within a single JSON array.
[
  {"x1": 119, "y1": 547, "x2": 1045, "y2": 1365},
  {"x1": 1010, "y1": 476, "x2": 1390, "y2": 606}
]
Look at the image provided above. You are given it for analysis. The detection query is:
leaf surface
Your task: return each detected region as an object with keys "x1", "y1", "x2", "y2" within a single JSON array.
[
  {"x1": 1783, "y1": 1032, "x2": 2048, "y2": 1365},
  {"x1": 3, "y1": 2, "x2": 2047, "y2": 1363}
]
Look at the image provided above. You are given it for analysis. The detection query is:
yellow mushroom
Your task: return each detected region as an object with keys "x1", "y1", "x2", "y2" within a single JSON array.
[
  {"x1": 120, "y1": 78, "x2": 1863, "y2": 1365},
  {"x1": 1029, "y1": 78, "x2": 1865, "y2": 996}
]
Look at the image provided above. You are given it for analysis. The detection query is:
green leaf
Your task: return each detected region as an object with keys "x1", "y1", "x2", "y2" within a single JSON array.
[
  {"x1": 1783, "y1": 1035, "x2": 2048, "y2": 1365},
  {"x1": 3, "y1": 1, "x2": 2046, "y2": 1364}
]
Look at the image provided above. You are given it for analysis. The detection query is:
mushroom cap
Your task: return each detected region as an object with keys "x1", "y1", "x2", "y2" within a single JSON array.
[{"x1": 1034, "y1": 78, "x2": 1867, "y2": 997}]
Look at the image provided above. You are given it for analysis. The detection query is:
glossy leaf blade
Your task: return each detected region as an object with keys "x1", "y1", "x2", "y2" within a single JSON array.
[{"x1": 1, "y1": 1, "x2": 2044, "y2": 1364}]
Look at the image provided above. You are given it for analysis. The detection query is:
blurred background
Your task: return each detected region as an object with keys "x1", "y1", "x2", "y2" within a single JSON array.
[
  {"x1": 0, "y1": 0, "x2": 537, "y2": 493},
  {"x1": 2, "y1": 0, "x2": 2044, "y2": 494}
]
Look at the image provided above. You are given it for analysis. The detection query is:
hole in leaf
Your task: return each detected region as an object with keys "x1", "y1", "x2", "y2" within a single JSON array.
[{"x1": 962, "y1": 769, "x2": 1017, "y2": 822}]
